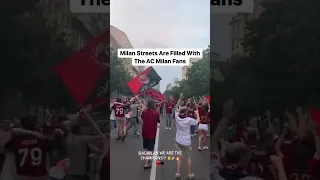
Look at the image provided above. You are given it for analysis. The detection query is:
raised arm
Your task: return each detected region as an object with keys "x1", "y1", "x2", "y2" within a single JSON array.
[{"x1": 175, "y1": 93, "x2": 183, "y2": 111}]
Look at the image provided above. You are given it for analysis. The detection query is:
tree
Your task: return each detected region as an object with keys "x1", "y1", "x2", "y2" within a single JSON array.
[
  {"x1": 244, "y1": 0, "x2": 320, "y2": 111},
  {"x1": 110, "y1": 50, "x2": 133, "y2": 96},
  {"x1": 0, "y1": 0, "x2": 75, "y2": 111},
  {"x1": 212, "y1": 0, "x2": 320, "y2": 117},
  {"x1": 179, "y1": 46, "x2": 210, "y2": 98}
]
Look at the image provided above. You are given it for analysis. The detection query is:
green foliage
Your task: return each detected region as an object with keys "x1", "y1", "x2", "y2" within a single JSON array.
[
  {"x1": 110, "y1": 50, "x2": 133, "y2": 96},
  {"x1": 212, "y1": 0, "x2": 320, "y2": 117},
  {"x1": 181, "y1": 46, "x2": 210, "y2": 97},
  {"x1": 165, "y1": 46, "x2": 210, "y2": 99},
  {"x1": 164, "y1": 86, "x2": 181, "y2": 99},
  {"x1": 0, "y1": 0, "x2": 75, "y2": 110}
]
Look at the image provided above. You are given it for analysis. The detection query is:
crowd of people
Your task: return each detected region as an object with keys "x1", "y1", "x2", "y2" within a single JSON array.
[
  {"x1": 0, "y1": 105, "x2": 109, "y2": 180},
  {"x1": 211, "y1": 98, "x2": 320, "y2": 180},
  {"x1": 110, "y1": 93, "x2": 210, "y2": 179}
]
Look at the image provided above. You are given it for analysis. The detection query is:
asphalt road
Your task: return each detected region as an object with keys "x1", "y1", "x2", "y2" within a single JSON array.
[{"x1": 110, "y1": 114, "x2": 210, "y2": 180}]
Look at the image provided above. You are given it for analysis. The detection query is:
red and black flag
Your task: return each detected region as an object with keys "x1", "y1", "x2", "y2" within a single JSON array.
[
  {"x1": 127, "y1": 66, "x2": 161, "y2": 95},
  {"x1": 139, "y1": 88, "x2": 166, "y2": 102},
  {"x1": 53, "y1": 30, "x2": 109, "y2": 107}
]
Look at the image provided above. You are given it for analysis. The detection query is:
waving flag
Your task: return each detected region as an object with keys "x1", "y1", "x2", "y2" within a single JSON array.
[
  {"x1": 127, "y1": 66, "x2": 161, "y2": 95},
  {"x1": 53, "y1": 30, "x2": 109, "y2": 106},
  {"x1": 139, "y1": 88, "x2": 166, "y2": 102}
]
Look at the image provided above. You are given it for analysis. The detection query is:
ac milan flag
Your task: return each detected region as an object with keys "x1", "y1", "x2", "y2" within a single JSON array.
[
  {"x1": 139, "y1": 88, "x2": 166, "y2": 102},
  {"x1": 127, "y1": 66, "x2": 161, "y2": 95},
  {"x1": 53, "y1": 30, "x2": 109, "y2": 106}
]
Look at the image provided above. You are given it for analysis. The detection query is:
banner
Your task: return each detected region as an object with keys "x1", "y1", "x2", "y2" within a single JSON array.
[
  {"x1": 139, "y1": 88, "x2": 166, "y2": 102},
  {"x1": 127, "y1": 66, "x2": 161, "y2": 95},
  {"x1": 53, "y1": 30, "x2": 109, "y2": 106}
]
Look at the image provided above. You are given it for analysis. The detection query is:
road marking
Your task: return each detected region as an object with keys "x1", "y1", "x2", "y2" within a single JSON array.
[{"x1": 149, "y1": 124, "x2": 160, "y2": 180}]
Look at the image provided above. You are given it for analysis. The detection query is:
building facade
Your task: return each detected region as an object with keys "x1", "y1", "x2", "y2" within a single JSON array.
[
  {"x1": 110, "y1": 25, "x2": 140, "y2": 76},
  {"x1": 229, "y1": 0, "x2": 265, "y2": 56},
  {"x1": 41, "y1": 0, "x2": 94, "y2": 51},
  {"x1": 181, "y1": 57, "x2": 201, "y2": 80},
  {"x1": 182, "y1": 66, "x2": 188, "y2": 80}
]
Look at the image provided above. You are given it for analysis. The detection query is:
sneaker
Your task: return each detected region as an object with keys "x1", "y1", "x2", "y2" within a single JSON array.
[
  {"x1": 198, "y1": 147, "x2": 202, "y2": 151},
  {"x1": 122, "y1": 135, "x2": 126, "y2": 142},
  {"x1": 175, "y1": 173, "x2": 181, "y2": 179},
  {"x1": 203, "y1": 146, "x2": 208, "y2": 150},
  {"x1": 168, "y1": 127, "x2": 171, "y2": 130},
  {"x1": 166, "y1": 127, "x2": 168, "y2": 130},
  {"x1": 187, "y1": 173, "x2": 195, "y2": 179},
  {"x1": 133, "y1": 134, "x2": 138, "y2": 137}
]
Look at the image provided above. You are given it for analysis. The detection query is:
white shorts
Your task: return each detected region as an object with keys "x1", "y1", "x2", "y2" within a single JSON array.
[{"x1": 198, "y1": 123, "x2": 208, "y2": 131}]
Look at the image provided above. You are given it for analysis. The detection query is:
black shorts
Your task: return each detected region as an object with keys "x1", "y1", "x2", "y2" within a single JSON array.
[{"x1": 143, "y1": 138, "x2": 155, "y2": 151}]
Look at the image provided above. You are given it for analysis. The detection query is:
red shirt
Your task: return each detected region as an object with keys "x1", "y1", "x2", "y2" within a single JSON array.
[
  {"x1": 113, "y1": 103, "x2": 125, "y2": 117},
  {"x1": 183, "y1": 101, "x2": 187, "y2": 106},
  {"x1": 187, "y1": 110, "x2": 196, "y2": 119},
  {"x1": 141, "y1": 109, "x2": 160, "y2": 139},
  {"x1": 5, "y1": 134, "x2": 53, "y2": 177},
  {"x1": 165, "y1": 101, "x2": 174, "y2": 114},
  {"x1": 197, "y1": 105, "x2": 202, "y2": 117},
  {"x1": 199, "y1": 111, "x2": 209, "y2": 123}
]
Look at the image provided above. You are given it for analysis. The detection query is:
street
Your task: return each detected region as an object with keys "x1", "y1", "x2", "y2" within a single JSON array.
[{"x1": 110, "y1": 114, "x2": 210, "y2": 180}]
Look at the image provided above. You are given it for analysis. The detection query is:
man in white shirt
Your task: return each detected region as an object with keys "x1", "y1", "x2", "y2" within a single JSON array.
[{"x1": 174, "y1": 93, "x2": 200, "y2": 179}]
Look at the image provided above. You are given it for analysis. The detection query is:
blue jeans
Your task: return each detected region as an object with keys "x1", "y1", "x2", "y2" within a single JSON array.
[
  {"x1": 127, "y1": 117, "x2": 138, "y2": 134},
  {"x1": 190, "y1": 125, "x2": 196, "y2": 134},
  {"x1": 166, "y1": 114, "x2": 172, "y2": 127},
  {"x1": 110, "y1": 119, "x2": 116, "y2": 130}
]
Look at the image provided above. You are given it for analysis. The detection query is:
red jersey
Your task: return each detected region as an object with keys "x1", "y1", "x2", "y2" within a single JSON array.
[
  {"x1": 113, "y1": 103, "x2": 125, "y2": 117},
  {"x1": 183, "y1": 101, "x2": 187, "y2": 106},
  {"x1": 187, "y1": 110, "x2": 196, "y2": 119},
  {"x1": 5, "y1": 134, "x2": 52, "y2": 177},
  {"x1": 141, "y1": 109, "x2": 160, "y2": 139},
  {"x1": 165, "y1": 101, "x2": 174, "y2": 114},
  {"x1": 197, "y1": 106, "x2": 202, "y2": 117}
]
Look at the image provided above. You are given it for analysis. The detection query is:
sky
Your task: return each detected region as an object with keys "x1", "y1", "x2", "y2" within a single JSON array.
[{"x1": 111, "y1": 0, "x2": 210, "y2": 92}]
